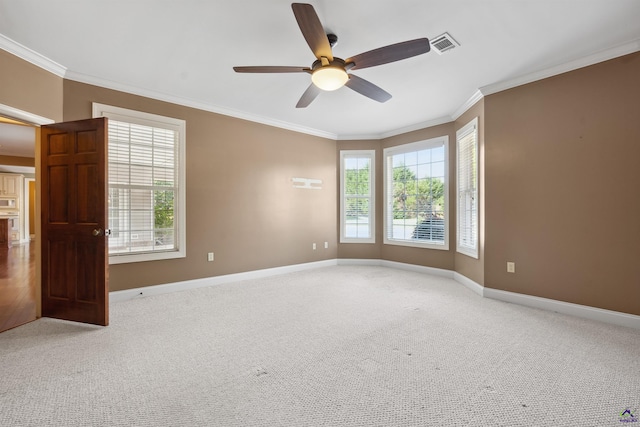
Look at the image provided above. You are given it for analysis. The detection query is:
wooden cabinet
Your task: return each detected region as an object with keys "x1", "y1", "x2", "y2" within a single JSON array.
[
  {"x1": 0, "y1": 174, "x2": 24, "y2": 243},
  {"x1": 0, "y1": 217, "x2": 19, "y2": 246},
  {"x1": 0, "y1": 174, "x2": 22, "y2": 197},
  {"x1": 0, "y1": 218, "x2": 11, "y2": 248},
  {"x1": 9, "y1": 217, "x2": 20, "y2": 242}
]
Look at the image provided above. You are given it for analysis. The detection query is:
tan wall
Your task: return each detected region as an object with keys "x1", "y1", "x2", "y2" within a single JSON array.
[
  {"x1": 0, "y1": 155, "x2": 35, "y2": 167},
  {"x1": 63, "y1": 80, "x2": 337, "y2": 291},
  {"x1": 454, "y1": 99, "x2": 485, "y2": 285},
  {"x1": 484, "y1": 52, "x2": 640, "y2": 315},
  {"x1": 0, "y1": 49, "x2": 63, "y2": 122},
  {"x1": 3, "y1": 47, "x2": 638, "y2": 315}
]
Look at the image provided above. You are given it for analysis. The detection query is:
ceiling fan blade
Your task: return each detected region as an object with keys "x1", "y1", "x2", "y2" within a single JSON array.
[
  {"x1": 233, "y1": 66, "x2": 310, "y2": 73},
  {"x1": 296, "y1": 83, "x2": 321, "y2": 108},
  {"x1": 345, "y1": 74, "x2": 392, "y2": 103},
  {"x1": 346, "y1": 38, "x2": 430, "y2": 70},
  {"x1": 291, "y1": 3, "x2": 333, "y2": 61}
]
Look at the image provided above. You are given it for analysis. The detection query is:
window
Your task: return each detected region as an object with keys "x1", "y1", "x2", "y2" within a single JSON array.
[
  {"x1": 92, "y1": 103, "x2": 186, "y2": 264},
  {"x1": 457, "y1": 118, "x2": 479, "y2": 258},
  {"x1": 383, "y1": 136, "x2": 448, "y2": 249},
  {"x1": 340, "y1": 150, "x2": 375, "y2": 243}
]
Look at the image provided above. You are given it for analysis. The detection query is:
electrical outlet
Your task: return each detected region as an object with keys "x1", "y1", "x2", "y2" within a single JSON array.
[
  {"x1": 312, "y1": 243, "x2": 316, "y2": 250},
  {"x1": 207, "y1": 252, "x2": 214, "y2": 262},
  {"x1": 324, "y1": 241, "x2": 328, "y2": 249},
  {"x1": 507, "y1": 262, "x2": 515, "y2": 273}
]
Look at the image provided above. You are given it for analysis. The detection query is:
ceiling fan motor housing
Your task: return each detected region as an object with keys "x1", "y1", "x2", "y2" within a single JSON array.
[
  {"x1": 327, "y1": 33, "x2": 338, "y2": 47},
  {"x1": 311, "y1": 57, "x2": 347, "y2": 71}
]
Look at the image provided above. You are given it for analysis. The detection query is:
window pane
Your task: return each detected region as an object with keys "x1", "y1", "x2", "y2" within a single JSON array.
[
  {"x1": 154, "y1": 189, "x2": 175, "y2": 229},
  {"x1": 432, "y1": 146, "x2": 445, "y2": 162},
  {"x1": 345, "y1": 195, "x2": 371, "y2": 239},
  {"x1": 155, "y1": 228, "x2": 174, "y2": 250},
  {"x1": 457, "y1": 119, "x2": 478, "y2": 257},
  {"x1": 432, "y1": 161, "x2": 445, "y2": 178},
  {"x1": 385, "y1": 139, "x2": 448, "y2": 247},
  {"x1": 417, "y1": 149, "x2": 431, "y2": 164},
  {"x1": 341, "y1": 151, "x2": 375, "y2": 242},
  {"x1": 107, "y1": 118, "x2": 179, "y2": 255}
]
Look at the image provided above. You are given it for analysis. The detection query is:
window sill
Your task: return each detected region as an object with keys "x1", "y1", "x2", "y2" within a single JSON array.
[
  {"x1": 109, "y1": 249, "x2": 186, "y2": 265},
  {"x1": 456, "y1": 247, "x2": 479, "y2": 259},
  {"x1": 383, "y1": 239, "x2": 449, "y2": 251},
  {"x1": 340, "y1": 238, "x2": 376, "y2": 244}
]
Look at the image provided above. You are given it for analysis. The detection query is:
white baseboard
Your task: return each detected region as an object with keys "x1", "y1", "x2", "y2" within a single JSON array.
[
  {"x1": 110, "y1": 259, "x2": 337, "y2": 303},
  {"x1": 337, "y1": 258, "x2": 454, "y2": 279},
  {"x1": 380, "y1": 260, "x2": 454, "y2": 279},
  {"x1": 336, "y1": 258, "x2": 382, "y2": 267},
  {"x1": 483, "y1": 287, "x2": 640, "y2": 330},
  {"x1": 337, "y1": 260, "x2": 640, "y2": 329},
  {"x1": 444, "y1": 272, "x2": 640, "y2": 330},
  {"x1": 110, "y1": 257, "x2": 640, "y2": 330},
  {"x1": 453, "y1": 272, "x2": 484, "y2": 297}
]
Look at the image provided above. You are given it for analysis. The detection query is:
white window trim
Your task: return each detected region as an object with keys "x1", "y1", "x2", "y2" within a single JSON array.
[
  {"x1": 383, "y1": 136, "x2": 449, "y2": 250},
  {"x1": 92, "y1": 103, "x2": 186, "y2": 264},
  {"x1": 456, "y1": 118, "x2": 479, "y2": 259},
  {"x1": 340, "y1": 150, "x2": 375, "y2": 244}
]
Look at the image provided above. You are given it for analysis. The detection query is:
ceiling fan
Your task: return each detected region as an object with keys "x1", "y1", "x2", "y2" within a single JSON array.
[{"x1": 233, "y1": 3, "x2": 430, "y2": 108}]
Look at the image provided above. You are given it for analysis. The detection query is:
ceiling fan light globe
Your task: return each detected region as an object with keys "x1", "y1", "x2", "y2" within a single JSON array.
[{"x1": 312, "y1": 67, "x2": 348, "y2": 91}]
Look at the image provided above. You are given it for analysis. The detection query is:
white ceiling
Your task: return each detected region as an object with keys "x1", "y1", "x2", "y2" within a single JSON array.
[{"x1": 1, "y1": 0, "x2": 639, "y2": 139}]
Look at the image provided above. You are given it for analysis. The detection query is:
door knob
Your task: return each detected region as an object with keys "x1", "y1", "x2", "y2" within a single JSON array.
[{"x1": 92, "y1": 228, "x2": 103, "y2": 236}]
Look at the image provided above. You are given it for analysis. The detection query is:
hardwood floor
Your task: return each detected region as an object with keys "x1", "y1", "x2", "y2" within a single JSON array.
[{"x1": 0, "y1": 243, "x2": 36, "y2": 332}]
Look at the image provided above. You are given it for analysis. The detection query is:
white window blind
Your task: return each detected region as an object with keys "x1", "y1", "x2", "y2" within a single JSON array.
[
  {"x1": 456, "y1": 118, "x2": 478, "y2": 258},
  {"x1": 383, "y1": 136, "x2": 449, "y2": 250},
  {"x1": 93, "y1": 103, "x2": 186, "y2": 264},
  {"x1": 340, "y1": 150, "x2": 375, "y2": 243}
]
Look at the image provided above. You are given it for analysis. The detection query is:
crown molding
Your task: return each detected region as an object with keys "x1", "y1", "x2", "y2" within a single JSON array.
[
  {"x1": 376, "y1": 116, "x2": 453, "y2": 140},
  {"x1": 3, "y1": 32, "x2": 638, "y2": 141},
  {"x1": 451, "y1": 90, "x2": 484, "y2": 121},
  {"x1": 479, "y1": 38, "x2": 640, "y2": 96},
  {"x1": 336, "y1": 115, "x2": 452, "y2": 140},
  {"x1": 0, "y1": 33, "x2": 66, "y2": 78},
  {"x1": 64, "y1": 70, "x2": 337, "y2": 140}
]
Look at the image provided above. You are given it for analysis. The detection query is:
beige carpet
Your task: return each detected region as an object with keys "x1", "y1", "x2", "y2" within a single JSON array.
[{"x1": 1, "y1": 265, "x2": 639, "y2": 426}]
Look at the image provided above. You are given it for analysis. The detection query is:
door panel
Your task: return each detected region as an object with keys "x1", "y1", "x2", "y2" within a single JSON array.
[
  {"x1": 41, "y1": 118, "x2": 108, "y2": 326},
  {"x1": 47, "y1": 240, "x2": 70, "y2": 299},
  {"x1": 48, "y1": 165, "x2": 69, "y2": 222},
  {"x1": 76, "y1": 241, "x2": 98, "y2": 302}
]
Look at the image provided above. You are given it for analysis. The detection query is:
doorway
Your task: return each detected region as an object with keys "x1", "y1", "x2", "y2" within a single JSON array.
[
  {"x1": 0, "y1": 118, "x2": 37, "y2": 332},
  {"x1": 0, "y1": 104, "x2": 52, "y2": 332},
  {"x1": 0, "y1": 105, "x2": 109, "y2": 331}
]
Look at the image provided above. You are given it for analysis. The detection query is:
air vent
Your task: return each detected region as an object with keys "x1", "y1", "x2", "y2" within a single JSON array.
[{"x1": 430, "y1": 32, "x2": 459, "y2": 55}]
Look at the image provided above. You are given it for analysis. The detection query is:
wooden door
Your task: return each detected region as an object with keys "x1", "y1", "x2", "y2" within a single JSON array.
[{"x1": 41, "y1": 118, "x2": 109, "y2": 326}]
